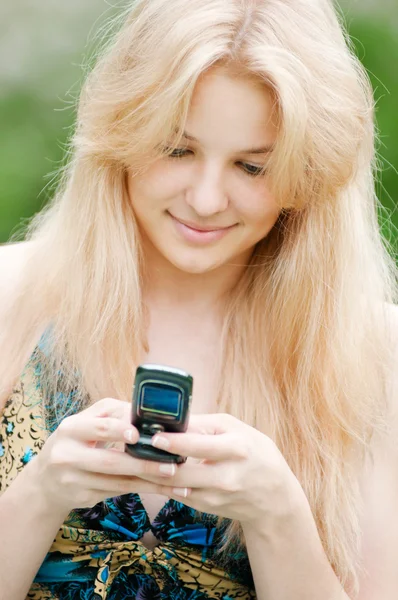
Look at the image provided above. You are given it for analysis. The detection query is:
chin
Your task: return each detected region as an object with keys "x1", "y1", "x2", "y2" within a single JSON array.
[
  {"x1": 175, "y1": 261, "x2": 219, "y2": 275},
  {"x1": 168, "y1": 253, "x2": 223, "y2": 275}
]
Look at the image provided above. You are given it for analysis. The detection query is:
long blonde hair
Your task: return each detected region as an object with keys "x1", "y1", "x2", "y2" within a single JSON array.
[{"x1": 1, "y1": 0, "x2": 397, "y2": 596}]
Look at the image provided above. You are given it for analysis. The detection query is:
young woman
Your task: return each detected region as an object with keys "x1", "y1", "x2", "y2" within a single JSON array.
[{"x1": 0, "y1": 0, "x2": 397, "y2": 599}]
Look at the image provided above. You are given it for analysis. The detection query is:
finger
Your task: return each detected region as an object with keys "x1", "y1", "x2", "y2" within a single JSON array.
[
  {"x1": 77, "y1": 446, "x2": 184, "y2": 480},
  {"x1": 57, "y1": 414, "x2": 139, "y2": 445},
  {"x1": 72, "y1": 470, "x2": 169, "y2": 497},
  {"x1": 151, "y1": 431, "x2": 248, "y2": 461},
  {"x1": 186, "y1": 413, "x2": 241, "y2": 435},
  {"x1": 162, "y1": 486, "x2": 218, "y2": 510},
  {"x1": 150, "y1": 461, "x2": 218, "y2": 490},
  {"x1": 83, "y1": 397, "x2": 132, "y2": 420}
]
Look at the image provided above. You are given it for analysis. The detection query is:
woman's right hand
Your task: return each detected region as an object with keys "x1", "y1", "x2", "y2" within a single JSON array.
[{"x1": 29, "y1": 397, "x2": 174, "y2": 517}]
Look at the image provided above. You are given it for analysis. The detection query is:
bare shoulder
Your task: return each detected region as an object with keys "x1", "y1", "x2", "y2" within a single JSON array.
[
  {"x1": 383, "y1": 300, "x2": 398, "y2": 340},
  {"x1": 0, "y1": 240, "x2": 45, "y2": 411},
  {"x1": 0, "y1": 240, "x2": 37, "y2": 289},
  {"x1": 0, "y1": 240, "x2": 40, "y2": 313},
  {"x1": 356, "y1": 302, "x2": 398, "y2": 599},
  {"x1": 384, "y1": 302, "x2": 398, "y2": 418}
]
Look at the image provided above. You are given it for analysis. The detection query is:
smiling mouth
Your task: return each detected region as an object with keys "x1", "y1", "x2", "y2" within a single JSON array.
[
  {"x1": 167, "y1": 212, "x2": 237, "y2": 246},
  {"x1": 168, "y1": 213, "x2": 236, "y2": 232}
]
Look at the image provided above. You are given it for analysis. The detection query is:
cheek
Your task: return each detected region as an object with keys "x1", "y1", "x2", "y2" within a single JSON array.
[
  {"x1": 129, "y1": 162, "x2": 187, "y2": 207},
  {"x1": 234, "y1": 184, "x2": 280, "y2": 230}
]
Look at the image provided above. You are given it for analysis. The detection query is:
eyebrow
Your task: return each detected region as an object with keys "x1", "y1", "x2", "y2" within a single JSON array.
[{"x1": 181, "y1": 131, "x2": 274, "y2": 155}]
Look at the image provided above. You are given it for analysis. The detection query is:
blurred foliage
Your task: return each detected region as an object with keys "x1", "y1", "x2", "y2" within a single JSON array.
[
  {"x1": 345, "y1": 14, "x2": 398, "y2": 253},
  {"x1": 0, "y1": 91, "x2": 75, "y2": 242},
  {"x1": 0, "y1": 9, "x2": 397, "y2": 255}
]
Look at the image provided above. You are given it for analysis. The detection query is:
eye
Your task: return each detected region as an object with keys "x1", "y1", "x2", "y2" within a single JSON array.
[
  {"x1": 238, "y1": 162, "x2": 265, "y2": 177},
  {"x1": 163, "y1": 146, "x2": 192, "y2": 158},
  {"x1": 162, "y1": 146, "x2": 266, "y2": 177}
]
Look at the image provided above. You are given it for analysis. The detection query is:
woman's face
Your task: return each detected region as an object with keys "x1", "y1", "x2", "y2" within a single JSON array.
[{"x1": 127, "y1": 66, "x2": 280, "y2": 274}]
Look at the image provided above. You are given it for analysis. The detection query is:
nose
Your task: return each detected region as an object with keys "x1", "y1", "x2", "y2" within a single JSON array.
[{"x1": 185, "y1": 161, "x2": 229, "y2": 217}]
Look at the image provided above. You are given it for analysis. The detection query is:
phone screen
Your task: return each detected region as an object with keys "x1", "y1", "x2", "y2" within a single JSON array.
[{"x1": 141, "y1": 384, "x2": 181, "y2": 416}]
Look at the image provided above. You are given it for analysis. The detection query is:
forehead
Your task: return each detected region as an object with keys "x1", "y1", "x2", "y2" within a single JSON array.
[{"x1": 185, "y1": 66, "x2": 278, "y2": 152}]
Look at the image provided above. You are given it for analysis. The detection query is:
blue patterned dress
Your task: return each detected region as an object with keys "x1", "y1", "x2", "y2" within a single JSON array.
[{"x1": 0, "y1": 333, "x2": 256, "y2": 600}]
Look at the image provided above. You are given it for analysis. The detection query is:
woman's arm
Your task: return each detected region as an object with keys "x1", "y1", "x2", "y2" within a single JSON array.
[
  {"x1": 0, "y1": 397, "x2": 176, "y2": 599},
  {"x1": 243, "y1": 304, "x2": 398, "y2": 600},
  {"x1": 0, "y1": 240, "x2": 48, "y2": 411},
  {"x1": 242, "y1": 414, "x2": 398, "y2": 600},
  {"x1": 353, "y1": 303, "x2": 398, "y2": 600},
  {"x1": 0, "y1": 459, "x2": 67, "y2": 600},
  {"x1": 242, "y1": 494, "x2": 351, "y2": 600}
]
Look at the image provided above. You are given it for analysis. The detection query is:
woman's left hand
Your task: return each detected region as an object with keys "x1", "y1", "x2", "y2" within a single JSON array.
[{"x1": 147, "y1": 413, "x2": 305, "y2": 527}]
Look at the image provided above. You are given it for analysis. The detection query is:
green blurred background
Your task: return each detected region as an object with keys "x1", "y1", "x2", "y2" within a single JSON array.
[{"x1": 0, "y1": 0, "x2": 397, "y2": 251}]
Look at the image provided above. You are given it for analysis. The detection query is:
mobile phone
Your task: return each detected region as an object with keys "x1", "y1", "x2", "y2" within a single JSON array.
[{"x1": 125, "y1": 363, "x2": 193, "y2": 464}]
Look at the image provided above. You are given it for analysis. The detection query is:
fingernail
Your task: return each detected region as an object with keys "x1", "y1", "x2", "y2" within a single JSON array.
[
  {"x1": 172, "y1": 487, "x2": 189, "y2": 498},
  {"x1": 124, "y1": 429, "x2": 136, "y2": 443},
  {"x1": 159, "y1": 463, "x2": 176, "y2": 476},
  {"x1": 152, "y1": 436, "x2": 170, "y2": 450}
]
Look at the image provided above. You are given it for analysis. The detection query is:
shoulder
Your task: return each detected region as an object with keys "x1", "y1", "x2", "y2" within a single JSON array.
[
  {"x1": 384, "y1": 301, "x2": 398, "y2": 336},
  {"x1": 0, "y1": 240, "x2": 46, "y2": 411},
  {"x1": 378, "y1": 301, "x2": 398, "y2": 452},
  {"x1": 384, "y1": 302, "x2": 398, "y2": 411},
  {"x1": 0, "y1": 240, "x2": 38, "y2": 306},
  {"x1": 0, "y1": 240, "x2": 36, "y2": 286},
  {"x1": 356, "y1": 302, "x2": 398, "y2": 598}
]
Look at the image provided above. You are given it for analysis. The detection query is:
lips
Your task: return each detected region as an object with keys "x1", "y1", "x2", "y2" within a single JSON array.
[
  {"x1": 169, "y1": 213, "x2": 234, "y2": 232},
  {"x1": 168, "y1": 212, "x2": 237, "y2": 245}
]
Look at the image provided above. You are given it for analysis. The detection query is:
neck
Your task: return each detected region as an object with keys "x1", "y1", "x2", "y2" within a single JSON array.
[{"x1": 141, "y1": 240, "x2": 250, "y2": 315}]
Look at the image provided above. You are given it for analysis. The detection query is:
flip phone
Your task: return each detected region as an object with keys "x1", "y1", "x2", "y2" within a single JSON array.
[{"x1": 125, "y1": 364, "x2": 193, "y2": 463}]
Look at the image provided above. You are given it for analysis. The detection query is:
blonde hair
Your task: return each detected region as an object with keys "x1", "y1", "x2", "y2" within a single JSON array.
[{"x1": 2, "y1": 0, "x2": 397, "y2": 596}]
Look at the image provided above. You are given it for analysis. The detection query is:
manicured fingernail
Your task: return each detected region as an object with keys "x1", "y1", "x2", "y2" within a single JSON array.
[
  {"x1": 159, "y1": 463, "x2": 176, "y2": 476},
  {"x1": 152, "y1": 436, "x2": 170, "y2": 450},
  {"x1": 124, "y1": 429, "x2": 136, "y2": 443},
  {"x1": 172, "y1": 487, "x2": 190, "y2": 498}
]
